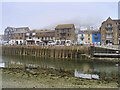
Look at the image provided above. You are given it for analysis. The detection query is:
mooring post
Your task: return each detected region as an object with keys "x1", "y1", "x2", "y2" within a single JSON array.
[
  {"x1": 62, "y1": 47, "x2": 65, "y2": 59},
  {"x1": 59, "y1": 46, "x2": 61, "y2": 58}
]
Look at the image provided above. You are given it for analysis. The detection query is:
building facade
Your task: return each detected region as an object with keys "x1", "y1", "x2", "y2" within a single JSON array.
[
  {"x1": 55, "y1": 24, "x2": 75, "y2": 45},
  {"x1": 0, "y1": 35, "x2": 4, "y2": 45},
  {"x1": 77, "y1": 31, "x2": 85, "y2": 44},
  {"x1": 26, "y1": 30, "x2": 55, "y2": 45},
  {"x1": 4, "y1": 27, "x2": 16, "y2": 43},
  {"x1": 92, "y1": 31, "x2": 101, "y2": 45},
  {"x1": 100, "y1": 17, "x2": 120, "y2": 45},
  {"x1": 85, "y1": 30, "x2": 92, "y2": 44},
  {"x1": 9, "y1": 29, "x2": 28, "y2": 45},
  {"x1": 4, "y1": 27, "x2": 29, "y2": 43}
]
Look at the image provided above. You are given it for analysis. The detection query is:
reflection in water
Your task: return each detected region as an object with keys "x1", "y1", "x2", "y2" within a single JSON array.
[
  {"x1": 74, "y1": 69, "x2": 99, "y2": 79},
  {"x1": 0, "y1": 63, "x2": 5, "y2": 67},
  {"x1": 2, "y1": 55, "x2": 118, "y2": 80}
]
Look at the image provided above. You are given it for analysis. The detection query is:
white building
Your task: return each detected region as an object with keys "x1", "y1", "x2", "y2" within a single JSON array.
[{"x1": 77, "y1": 31, "x2": 85, "y2": 44}]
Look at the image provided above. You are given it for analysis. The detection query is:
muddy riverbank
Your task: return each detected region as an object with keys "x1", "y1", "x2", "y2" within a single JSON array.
[{"x1": 1, "y1": 68, "x2": 118, "y2": 88}]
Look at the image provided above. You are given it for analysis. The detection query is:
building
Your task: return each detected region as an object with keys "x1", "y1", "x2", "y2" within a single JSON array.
[
  {"x1": 4, "y1": 27, "x2": 29, "y2": 43},
  {"x1": 100, "y1": 17, "x2": 120, "y2": 45},
  {"x1": 9, "y1": 29, "x2": 28, "y2": 45},
  {"x1": 26, "y1": 30, "x2": 55, "y2": 45},
  {"x1": 85, "y1": 30, "x2": 92, "y2": 44},
  {"x1": 4, "y1": 27, "x2": 15, "y2": 43},
  {"x1": 26, "y1": 30, "x2": 38, "y2": 45},
  {"x1": 0, "y1": 35, "x2": 4, "y2": 45},
  {"x1": 92, "y1": 31, "x2": 101, "y2": 45},
  {"x1": 55, "y1": 24, "x2": 75, "y2": 45},
  {"x1": 77, "y1": 31, "x2": 85, "y2": 44}
]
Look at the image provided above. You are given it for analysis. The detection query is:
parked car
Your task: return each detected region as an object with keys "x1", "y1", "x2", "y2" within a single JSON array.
[
  {"x1": 116, "y1": 51, "x2": 119, "y2": 54},
  {"x1": 90, "y1": 43, "x2": 94, "y2": 46},
  {"x1": 48, "y1": 41, "x2": 56, "y2": 46},
  {"x1": 40, "y1": 43, "x2": 46, "y2": 45},
  {"x1": 3, "y1": 43, "x2": 9, "y2": 45}
]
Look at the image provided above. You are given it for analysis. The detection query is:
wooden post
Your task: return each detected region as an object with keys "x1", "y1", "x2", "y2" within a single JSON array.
[
  {"x1": 59, "y1": 46, "x2": 61, "y2": 58},
  {"x1": 62, "y1": 47, "x2": 64, "y2": 59}
]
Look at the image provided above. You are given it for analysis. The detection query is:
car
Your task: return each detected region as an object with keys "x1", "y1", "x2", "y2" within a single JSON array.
[
  {"x1": 116, "y1": 51, "x2": 119, "y2": 54},
  {"x1": 4, "y1": 43, "x2": 9, "y2": 45},
  {"x1": 40, "y1": 43, "x2": 46, "y2": 45},
  {"x1": 48, "y1": 41, "x2": 56, "y2": 46},
  {"x1": 90, "y1": 43, "x2": 94, "y2": 46}
]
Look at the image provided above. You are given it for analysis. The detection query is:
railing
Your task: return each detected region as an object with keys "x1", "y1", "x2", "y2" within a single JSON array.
[
  {"x1": 106, "y1": 26, "x2": 113, "y2": 28},
  {"x1": 106, "y1": 31, "x2": 113, "y2": 33}
]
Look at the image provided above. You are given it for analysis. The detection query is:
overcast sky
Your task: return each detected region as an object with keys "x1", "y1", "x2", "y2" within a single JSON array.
[{"x1": 1, "y1": 2, "x2": 118, "y2": 34}]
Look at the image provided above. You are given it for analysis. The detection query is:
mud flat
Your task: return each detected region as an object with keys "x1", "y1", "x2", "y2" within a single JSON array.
[{"x1": 1, "y1": 68, "x2": 118, "y2": 88}]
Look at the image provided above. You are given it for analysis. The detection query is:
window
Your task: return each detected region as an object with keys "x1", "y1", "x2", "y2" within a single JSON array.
[
  {"x1": 68, "y1": 34, "x2": 69, "y2": 36},
  {"x1": 106, "y1": 28, "x2": 113, "y2": 32},
  {"x1": 16, "y1": 37, "x2": 18, "y2": 39},
  {"x1": 68, "y1": 29, "x2": 69, "y2": 32},
  {"x1": 119, "y1": 34, "x2": 120, "y2": 36},
  {"x1": 18, "y1": 33, "x2": 20, "y2": 36},
  {"x1": 57, "y1": 29, "x2": 59, "y2": 32},
  {"x1": 42, "y1": 37, "x2": 43, "y2": 39},
  {"x1": 20, "y1": 37, "x2": 22, "y2": 39},
  {"x1": 106, "y1": 33, "x2": 113, "y2": 38},
  {"x1": 88, "y1": 34, "x2": 90, "y2": 37},
  {"x1": 106, "y1": 23, "x2": 113, "y2": 27},
  {"x1": 38, "y1": 37, "x2": 40, "y2": 39},
  {"x1": 29, "y1": 37, "x2": 31, "y2": 39},
  {"x1": 88, "y1": 38, "x2": 90, "y2": 40},
  {"x1": 57, "y1": 34, "x2": 59, "y2": 37}
]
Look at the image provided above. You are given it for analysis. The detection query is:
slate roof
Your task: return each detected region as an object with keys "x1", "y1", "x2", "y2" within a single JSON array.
[{"x1": 55, "y1": 24, "x2": 74, "y2": 29}]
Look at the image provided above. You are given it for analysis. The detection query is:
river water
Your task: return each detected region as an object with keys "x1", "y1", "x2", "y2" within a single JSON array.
[{"x1": 1, "y1": 55, "x2": 118, "y2": 80}]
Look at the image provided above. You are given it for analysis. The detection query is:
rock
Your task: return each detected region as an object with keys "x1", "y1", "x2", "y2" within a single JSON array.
[
  {"x1": 105, "y1": 77, "x2": 112, "y2": 81},
  {"x1": 26, "y1": 69, "x2": 39, "y2": 75}
]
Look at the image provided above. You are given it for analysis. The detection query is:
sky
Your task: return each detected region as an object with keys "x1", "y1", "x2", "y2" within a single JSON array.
[{"x1": 1, "y1": 1, "x2": 118, "y2": 34}]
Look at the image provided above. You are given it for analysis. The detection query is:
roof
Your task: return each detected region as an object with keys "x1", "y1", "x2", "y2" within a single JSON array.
[
  {"x1": 28, "y1": 30, "x2": 55, "y2": 33},
  {"x1": 102, "y1": 17, "x2": 120, "y2": 25},
  {"x1": 84, "y1": 30, "x2": 100, "y2": 34},
  {"x1": 6, "y1": 27, "x2": 14, "y2": 29},
  {"x1": 78, "y1": 31, "x2": 85, "y2": 34},
  {"x1": 28, "y1": 30, "x2": 39, "y2": 33},
  {"x1": 39, "y1": 30, "x2": 55, "y2": 33},
  {"x1": 15, "y1": 27, "x2": 29, "y2": 29},
  {"x1": 7, "y1": 27, "x2": 29, "y2": 29},
  {"x1": 113, "y1": 19, "x2": 120, "y2": 25},
  {"x1": 12, "y1": 29, "x2": 28, "y2": 34},
  {"x1": 55, "y1": 24, "x2": 74, "y2": 29},
  {"x1": 35, "y1": 32, "x2": 55, "y2": 37}
]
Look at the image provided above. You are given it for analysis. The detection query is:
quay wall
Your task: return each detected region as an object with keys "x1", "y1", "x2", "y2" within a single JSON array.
[{"x1": 2, "y1": 45, "x2": 89, "y2": 60}]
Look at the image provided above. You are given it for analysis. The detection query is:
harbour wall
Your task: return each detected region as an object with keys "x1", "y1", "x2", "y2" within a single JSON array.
[{"x1": 2, "y1": 45, "x2": 89, "y2": 60}]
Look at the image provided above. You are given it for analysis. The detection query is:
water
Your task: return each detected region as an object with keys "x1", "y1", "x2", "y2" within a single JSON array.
[{"x1": 1, "y1": 55, "x2": 118, "y2": 80}]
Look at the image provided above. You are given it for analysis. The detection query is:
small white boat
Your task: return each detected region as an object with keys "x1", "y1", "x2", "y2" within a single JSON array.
[{"x1": 74, "y1": 69, "x2": 99, "y2": 79}]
